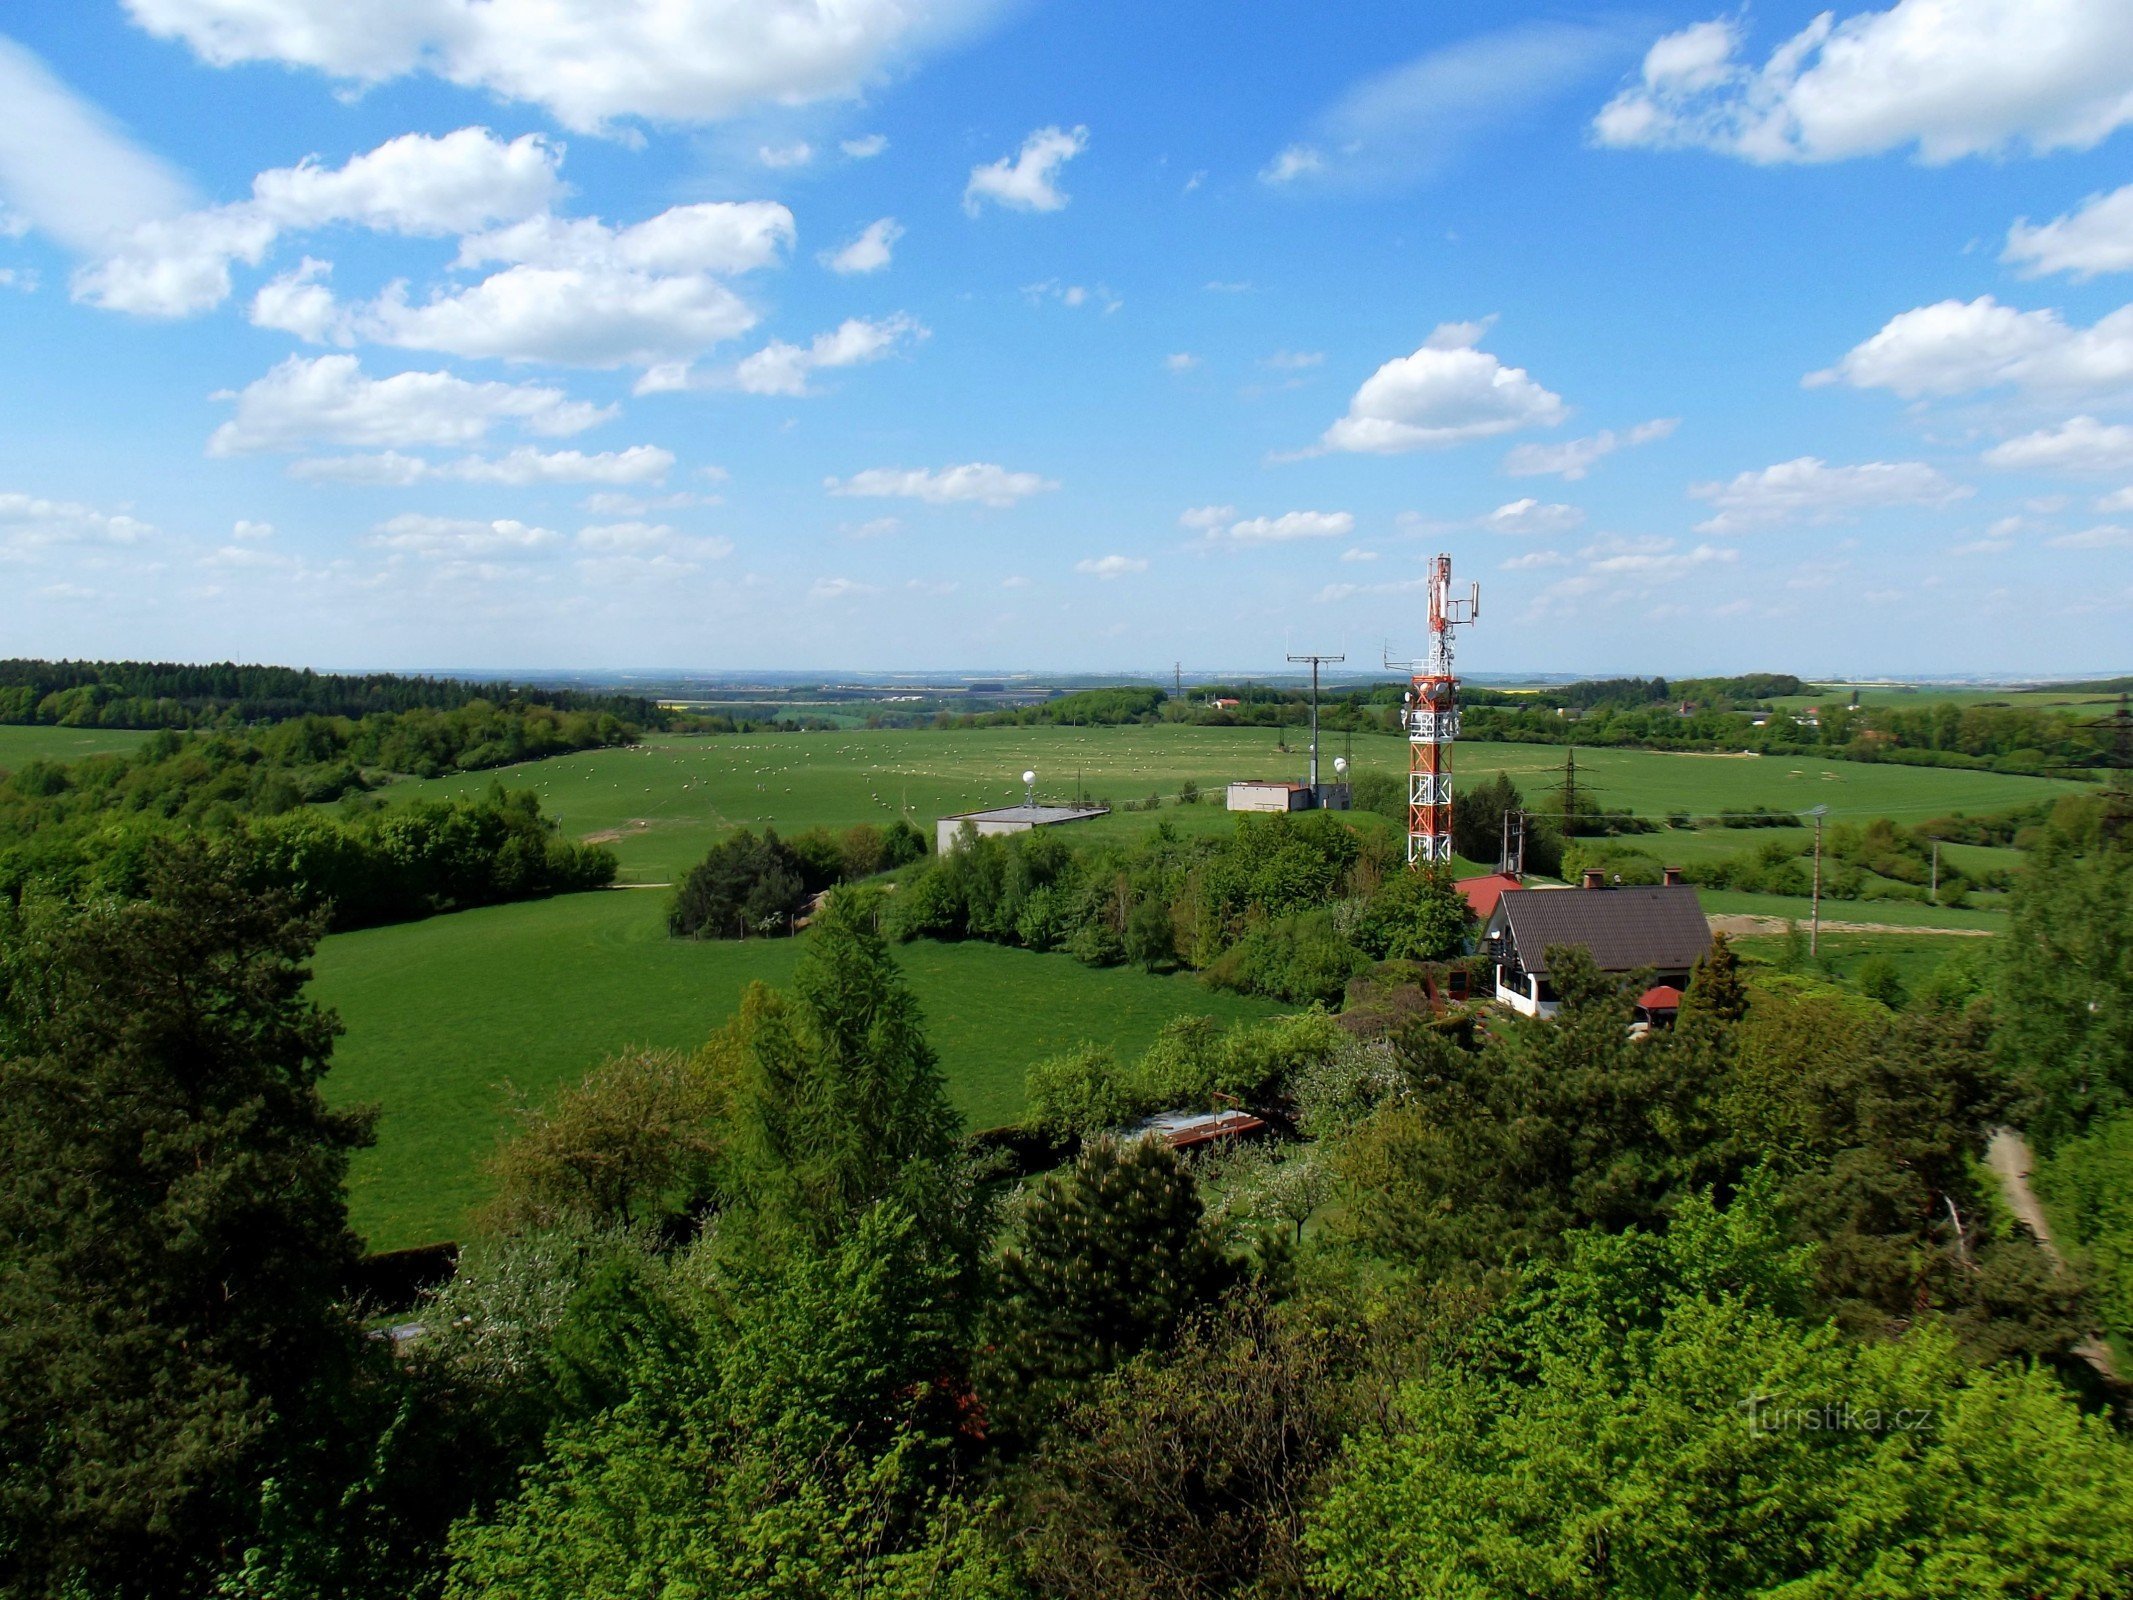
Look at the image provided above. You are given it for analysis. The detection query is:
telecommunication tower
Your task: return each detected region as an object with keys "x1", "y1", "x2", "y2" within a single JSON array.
[{"x1": 1385, "y1": 554, "x2": 1479, "y2": 866}]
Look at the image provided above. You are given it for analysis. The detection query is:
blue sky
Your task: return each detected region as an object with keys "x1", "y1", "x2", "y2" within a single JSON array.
[{"x1": 2, "y1": 0, "x2": 2131, "y2": 676}]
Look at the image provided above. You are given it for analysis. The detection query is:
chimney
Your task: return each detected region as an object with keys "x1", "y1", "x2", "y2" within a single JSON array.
[
  {"x1": 1581, "y1": 867, "x2": 1606, "y2": 890},
  {"x1": 1663, "y1": 866, "x2": 1684, "y2": 886}
]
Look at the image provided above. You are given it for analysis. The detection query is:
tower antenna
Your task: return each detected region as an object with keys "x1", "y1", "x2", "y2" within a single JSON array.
[
  {"x1": 1286, "y1": 650, "x2": 1345, "y2": 803},
  {"x1": 1384, "y1": 553, "x2": 1480, "y2": 867}
]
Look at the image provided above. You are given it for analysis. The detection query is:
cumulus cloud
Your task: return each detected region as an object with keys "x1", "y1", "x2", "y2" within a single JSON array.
[
  {"x1": 757, "y1": 141, "x2": 814, "y2": 169},
  {"x1": 1499, "y1": 549, "x2": 1569, "y2": 569},
  {"x1": 1164, "y1": 352, "x2": 1201, "y2": 373},
  {"x1": 123, "y1": 0, "x2": 1002, "y2": 134},
  {"x1": 828, "y1": 462, "x2": 1057, "y2": 507},
  {"x1": 1265, "y1": 21, "x2": 1628, "y2": 192},
  {"x1": 1809, "y1": 296, "x2": 2133, "y2": 400},
  {"x1": 0, "y1": 491, "x2": 155, "y2": 552},
  {"x1": 291, "y1": 444, "x2": 674, "y2": 486},
  {"x1": 2047, "y1": 524, "x2": 2133, "y2": 549},
  {"x1": 1983, "y1": 415, "x2": 2133, "y2": 472},
  {"x1": 1502, "y1": 417, "x2": 1677, "y2": 479},
  {"x1": 2005, "y1": 185, "x2": 2133, "y2": 279},
  {"x1": 231, "y1": 518, "x2": 274, "y2": 540},
  {"x1": 964, "y1": 125, "x2": 1087, "y2": 214},
  {"x1": 822, "y1": 216, "x2": 903, "y2": 275},
  {"x1": 209, "y1": 354, "x2": 612, "y2": 455},
  {"x1": 841, "y1": 133, "x2": 889, "y2": 159},
  {"x1": 1075, "y1": 555, "x2": 1146, "y2": 579},
  {"x1": 643, "y1": 312, "x2": 924, "y2": 396},
  {"x1": 1689, "y1": 457, "x2": 1972, "y2": 532},
  {"x1": 1204, "y1": 510, "x2": 1354, "y2": 543},
  {"x1": 1484, "y1": 497, "x2": 1584, "y2": 535},
  {"x1": 1317, "y1": 321, "x2": 1566, "y2": 454},
  {"x1": 1595, "y1": 2, "x2": 2133, "y2": 165},
  {"x1": 75, "y1": 127, "x2": 565, "y2": 318},
  {"x1": 367, "y1": 513, "x2": 560, "y2": 557},
  {"x1": 577, "y1": 521, "x2": 731, "y2": 560}
]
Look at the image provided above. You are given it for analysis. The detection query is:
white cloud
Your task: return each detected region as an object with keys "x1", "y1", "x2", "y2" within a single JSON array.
[
  {"x1": 1266, "y1": 21, "x2": 1628, "y2": 191},
  {"x1": 1595, "y1": 3, "x2": 2133, "y2": 165},
  {"x1": 2100, "y1": 486, "x2": 2133, "y2": 511},
  {"x1": 1810, "y1": 296, "x2": 2133, "y2": 400},
  {"x1": 1213, "y1": 510, "x2": 1354, "y2": 543},
  {"x1": 1983, "y1": 415, "x2": 2133, "y2": 472},
  {"x1": 76, "y1": 127, "x2": 565, "y2": 319},
  {"x1": 1485, "y1": 497, "x2": 1584, "y2": 535},
  {"x1": 124, "y1": 0, "x2": 1003, "y2": 134},
  {"x1": 1502, "y1": 417, "x2": 1677, "y2": 479},
  {"x1": 368, "y1": 513, "x2": 560, "y2": 557},
  {"x1": 843, "y1": 516, "x2": 903, "y2": 538},
  {"x1": 1341, "y1": 547, "x2": 1378, "y2": 562},
  {"x1": 2005, "y1": 184, "x2": 2133, "y2": 279},
  {"x1": 582, "y1": 490, "x2": 714, "y2": 515},
  {"x1": 249, "y1": 199, "x2": 796, "y2": 367},
  {"x1": 0, "y1": 38, "x2": 192, "y2": 256},
  {"x1": 291, "y1": 444, "x2": 674, "y2": 486},
  {"x1": 1177, "y1": 505, "x2": 1235, "y2": 532},
  {"x1": 576, "y1": 521, "x2": 731, "y2": 560},
  {"x1": 651, "y1": 312, "x2": 924, "y2": 397},
  {"x1": 1164, "y1": 352, "x2": 1201, "y2": 373},
  {"x1": 1262, "y1": 350, "x2": 1324, "y2": 370},
  {"x1": 1318, "y1": 321, "x2": 1566, "y2": 454},
  {"x1": 2047, "y1": 523, "x2": 2133, "y2": 549},
  {"x1": 810, "y1": 575, "x2": 878, "y2": 600},
  {"x1": 1075, "y1": 555, "x2": 1146, "y2": 579},
  {"x1": 1576, "y1": 535, "x2": 1739, "y2": 576},
  {"x1": 1689, "y1": 457, "x2": 1972, "y2": 532},
  {"x1": 827, "y1": 462, "x2": 1057, "y2": 507},
  {"x1": 841, "y1": 133, "x2": 889, "y2": 159},
  {"x1": 232, "y1": 518, "x2": 274, "y2": 540},
  {"x1": 1500, "y1": 549, "x2": 1569, "y2": 569},
  {"x1": 757, "y1": 141, "x2": 814, "y2": 169},
  {"x1": 0, "y1": 491, "x2": 155, "y2": 552},
  {"x1": 209, "y1": 354, "x2": 611, "y2": 455},
  {"x1": 821, "y1": 217, "x2": 903, "y2": 275},
  {"x1": 964, "y1": 125, "x2": 1087, "y2": 214},
  {"x1": 1261, "y1": 145, "x2": 1324, "y2": 184}
]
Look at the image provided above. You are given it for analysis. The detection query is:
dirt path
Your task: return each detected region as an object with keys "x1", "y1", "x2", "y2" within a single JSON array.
[
  {"x1": 1706, "y1": 913, "x2": 1994, "y2": 940},
  {"x1": 1986, "y1": 1128, "x2": 2123, "y2": 1385}
]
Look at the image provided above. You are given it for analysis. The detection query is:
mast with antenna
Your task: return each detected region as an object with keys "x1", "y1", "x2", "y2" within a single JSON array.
[
  {"x1": 1385, "y1": 554, "x2": 1479, "y2": 867},
  {"x1": 1286, "y1": 650, "x2": 1345, "y2": 804}
]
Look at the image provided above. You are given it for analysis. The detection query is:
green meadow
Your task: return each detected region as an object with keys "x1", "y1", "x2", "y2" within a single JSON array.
[
  {"x1": 310, "y1": 888, "x2": 1286, "y2": 1250},
  {"x1": 308, "y1": 723, "x2": 2079, "y2": 1249},
  {"x1": 0, "y1": 724, "x2": 155, "y2": 767},
  {"x1": 362, "y1": 724, "x2": 2084, "y2": 885}
]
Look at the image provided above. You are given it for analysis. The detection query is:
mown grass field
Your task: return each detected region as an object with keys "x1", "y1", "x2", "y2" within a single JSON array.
[
  {"x1": 1731, "y1": 931, "x2": 1982, "y2": 994},
  {"x1": 0, "y1": 724, "x2": 155, "y2": 767},
  {"x1": 310, "y1": 889, "x2": 1287, "y2": 1250},
  {"x1": 366, "y1": 725, "x2": 2083, "y2": 886}
]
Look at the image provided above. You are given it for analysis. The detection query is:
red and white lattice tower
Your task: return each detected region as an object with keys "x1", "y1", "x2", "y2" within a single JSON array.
[{"x1": 1392, "y1": 554, "x2": 1479, "y2": 866}]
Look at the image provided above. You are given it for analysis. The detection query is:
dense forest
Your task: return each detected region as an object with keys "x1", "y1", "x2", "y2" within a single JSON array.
[
  {"x1": 3, "y1": 790, "x2": 2130, "y2": 1598},
  {"x1": 0, "y1": 659, "x2": 661, "y2": 729},
  {"x1": 0, "y1": 704, "x2": 624, "y2": 925}
]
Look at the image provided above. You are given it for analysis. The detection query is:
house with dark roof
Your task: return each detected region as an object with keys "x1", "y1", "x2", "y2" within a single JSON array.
[{"x1": 1482, "y1": 868, "x2": 1711, "y2": 1018}]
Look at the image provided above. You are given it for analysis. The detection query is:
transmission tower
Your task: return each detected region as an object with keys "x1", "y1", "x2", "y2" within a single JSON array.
[
  {"x1": 1385, "y1": 554, "x2": 1479, "y2": 866},
  {"x1": 1286, "y1": 650, "x2": 1345, "y2": 802}
]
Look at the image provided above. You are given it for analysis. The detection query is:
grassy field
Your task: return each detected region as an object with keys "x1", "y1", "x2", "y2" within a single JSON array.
[
  {"x1": 361, "y1": 725, "x2": 2083, "y2": 886},
  {"x1": 1731, "y1": 930, "x2": 1980, "y2": 994},
  {"x1": 1769, "y1": 685, "x2": 2124, "y2": 711},
  {"x1": 310, "y1": 888, "x2": 1287, "y2": 1250},
  {"x1": 1696, "y1": 888, "x2": 2007, "y2": 931},
  {"x1": 0, "y1": 724, "x2": 155, "y2": 767}
]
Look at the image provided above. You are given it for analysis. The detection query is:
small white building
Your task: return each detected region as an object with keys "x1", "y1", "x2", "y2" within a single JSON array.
[
  {"x1": 1226, "y1": 780, "x2": 1351, "y2": 813},
  {"x1": 935, "y1": 803, "x2": 1107, "y2": 855}
]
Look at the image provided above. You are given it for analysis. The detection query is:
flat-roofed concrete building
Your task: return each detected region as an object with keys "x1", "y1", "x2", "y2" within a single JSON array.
[
  {"x1": 935, "y1": 803, "x2": 1108, "y2": 855},
  {"x1": 1226, "y1": 780, "x2": 1351, "y2": 813}
]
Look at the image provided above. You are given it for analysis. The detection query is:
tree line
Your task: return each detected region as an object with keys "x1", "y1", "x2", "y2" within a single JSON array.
[
  {"x1": 6, "y1": 798, "x2": 2132, "y2": 1597},
  {"x1": 0, "y1": 659, "x2": 661, "y2": 730}
]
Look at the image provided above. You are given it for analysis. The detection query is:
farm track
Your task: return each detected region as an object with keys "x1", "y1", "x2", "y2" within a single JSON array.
[
  {"x1": 1986, "y1": 1129, "x2": 2124, "y2": 1388},
  {"x1": 1707, "y1": 913, "x2": 1993, "y2": 939}
]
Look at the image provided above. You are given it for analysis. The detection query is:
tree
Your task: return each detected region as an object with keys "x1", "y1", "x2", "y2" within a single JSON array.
[
  {"x1": 1452, "y1": 770, "x2": 1525, "y2": 866},
  {"x1": 1305, "y1": 1185, "x2": 2133, "y2": 1599},
  {"x1": 0, "y1": 837, "x2": 372, "y2": 1599},
  {"x1": 1352, "y1": 864, "x2": 1470, "y2": 961},
  {"x1": 481, "y1": 1047, "x2": 734, "y2": 1234},
  {"x1": 983, "y1": 1137, "x2": 1226, "y2": 1442},
  {"x1": 721, "y1": 888, "x2": 964, "y2": 1249},
  {"x1": 668, "y1": 827, "x2": 808, "y2": 939},
  {"x1": 1124, "y1": 894, "x2": 1175, "y2": 970}
]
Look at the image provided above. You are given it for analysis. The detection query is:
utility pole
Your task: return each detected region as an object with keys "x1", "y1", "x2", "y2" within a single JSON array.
[
  {"x1": 1930, "y1": 838, "x2": 1939, "y2": 902},
  {"x1": 1287, "y1": 651, "x2": 1345, "y2": 804},
  {"x1": 1174, "y1": 660, "x2": 1182, "y2": 696},
  {"x1": 1808, "y1": 804, "x2": 1829, "y2": 956}
]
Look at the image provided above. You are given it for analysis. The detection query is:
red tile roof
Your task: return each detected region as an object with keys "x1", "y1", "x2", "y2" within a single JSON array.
[
  {"x1": 1637, "y1": 984, "x2": 1685, "y2": 1011},
  {"x1": 1456, "y1": 872, "x2": 1524, "y2": 919}
]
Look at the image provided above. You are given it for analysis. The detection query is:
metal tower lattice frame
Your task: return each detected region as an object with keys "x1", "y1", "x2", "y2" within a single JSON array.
[{"x1": 1386, "y1": 554, "x2": 1479, "y2": 866}]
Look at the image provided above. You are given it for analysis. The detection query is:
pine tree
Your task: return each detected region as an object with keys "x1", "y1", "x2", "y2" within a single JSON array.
[{"x1": 983, "y1": 1137, "x2": 1223, "y2": 1440}]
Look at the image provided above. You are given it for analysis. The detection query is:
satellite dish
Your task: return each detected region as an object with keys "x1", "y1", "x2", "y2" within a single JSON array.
[
  {"x1": 1333, "y1": 756, "x2": 1349, "y2": 775},
  {"x1": 1022, "y1": 770, "x2": 1036, "y2": 785}
]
